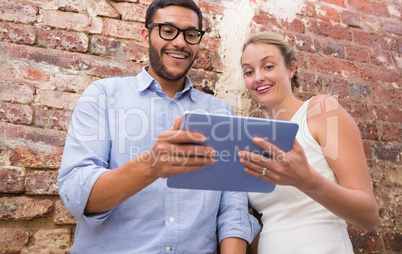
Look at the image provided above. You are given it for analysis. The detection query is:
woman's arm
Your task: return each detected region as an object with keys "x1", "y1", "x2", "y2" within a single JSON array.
[
  {"x1": 239, "y1": 95, "x2": 378, "y2": 230},
  {"x1": 301, "y1": 95, "x2": 379, "y2": 229}
]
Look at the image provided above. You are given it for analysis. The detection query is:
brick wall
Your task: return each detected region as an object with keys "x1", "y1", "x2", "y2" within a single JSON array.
[{"x1": 0, "y1": 0, "x2": 400, "y2": 253}]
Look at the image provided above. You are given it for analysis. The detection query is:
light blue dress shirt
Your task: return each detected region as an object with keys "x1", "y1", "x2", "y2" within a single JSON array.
[{"x1": 58, "y1": 67, "x2": 260, "y2": 253}]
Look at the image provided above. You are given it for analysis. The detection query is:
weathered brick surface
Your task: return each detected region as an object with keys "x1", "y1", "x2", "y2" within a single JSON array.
[
  {"x1": 0, "y1": 80, "x2": 35, "y2": 104},
  {"x1": 0, "y1": 102, "x2": 33, "y2": 125},
  {"x1": 42, "y1": 10, "x2": 103, "y2": 34},
  {"x1": 2, "y1": 23, "x2": 36, "y2": 45},
  {"x1": 9, "y1": 145, "x2": 64, "y2": 169},
  {"x1": 0, "y1": 196, "x2": 53, "y2": 221},
  {"x1": 54, "y1": 200, "x2": 77, "y2": 225},
  {"x1": 21, "y1": 228, "x2": 71, "y2": 253},
  {"x1": 0, "y1": 228, "x2": 29, "y2": 253},
  {"x1": 26, "y1": 170, "x2": 59, "y2": 195},
  {"x1": 0, "y1": 167, "x2": 25, "y2": 193},
  {"x1": 0, "y1": 0, "x2": 400, "y2": 252},
  {"x1": 0, "y1": 0, "x2": 38, "y2": 23}
]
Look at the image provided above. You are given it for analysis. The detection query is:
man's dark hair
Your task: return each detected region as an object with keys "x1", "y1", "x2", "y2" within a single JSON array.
[{"x1": 145, "y1": 0, "x2": 203, "y2": 30}]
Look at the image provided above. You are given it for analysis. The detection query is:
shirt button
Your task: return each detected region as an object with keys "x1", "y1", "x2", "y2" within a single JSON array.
[
  {"x1": 166, "y1": 246, "x2": 171, "y2": 251},
  {"x1": 169, "y1": 217, "x2": 174, "y2": 222}
]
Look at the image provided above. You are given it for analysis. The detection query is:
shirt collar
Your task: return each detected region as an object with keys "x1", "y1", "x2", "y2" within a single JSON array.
[{"x1": 137, "y1": 66, "x2": 196, "y2": 101}]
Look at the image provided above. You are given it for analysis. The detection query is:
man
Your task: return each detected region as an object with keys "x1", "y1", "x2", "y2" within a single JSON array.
[{"x1": 58, "y1": 0, "x2": 260, "y2": 253}]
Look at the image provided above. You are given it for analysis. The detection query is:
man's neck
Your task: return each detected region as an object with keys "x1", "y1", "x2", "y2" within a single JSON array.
[{"x1": 159, "y1": 78, "x2": 185, "y2": 99}]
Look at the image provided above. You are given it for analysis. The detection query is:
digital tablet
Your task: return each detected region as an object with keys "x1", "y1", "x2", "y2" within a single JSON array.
[{"x1": 166, "y1": 112, "x2": 299, "y2": 193}]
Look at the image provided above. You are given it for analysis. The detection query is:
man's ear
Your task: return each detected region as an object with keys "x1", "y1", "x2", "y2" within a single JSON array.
[{"x1": 142, "y1": 28, "x2": 150, "y2": 47}]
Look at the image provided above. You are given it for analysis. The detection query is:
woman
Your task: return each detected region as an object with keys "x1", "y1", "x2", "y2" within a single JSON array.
[{"x1": 238, "y1": 32, "x2": 379, "y2": 253}]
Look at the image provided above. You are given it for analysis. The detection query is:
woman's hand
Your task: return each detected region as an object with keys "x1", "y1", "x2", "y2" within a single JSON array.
[{"x1": 238, "y1": 137, "x2": 315, "y2": 190}]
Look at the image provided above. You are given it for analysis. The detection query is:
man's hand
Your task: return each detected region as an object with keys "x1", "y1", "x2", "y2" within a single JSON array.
[{"x1": 148, "y1": 116, "x2": 216, "y2": 178}]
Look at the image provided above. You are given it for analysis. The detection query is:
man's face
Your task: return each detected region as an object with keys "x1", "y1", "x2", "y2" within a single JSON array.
[{"x1": 143, "y1": 6, "x2": 201, "y2": 82}]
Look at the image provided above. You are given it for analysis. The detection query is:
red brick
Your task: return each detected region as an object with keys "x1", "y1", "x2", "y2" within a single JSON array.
[
  {"x1": 338, "y1": 98, "x2": 367, "y2": 118},
  {"x1": 385, "y1": 21, "x2": 402, "y2": 35},
  {"x1": 384, "y1": 232, "x2": 402, "y2": 252},
  {"x1": 198, "y1": 0, "x2": 225, "y2": 16},
  {"x1": 103, "y1": 19, "x2": 143, "y2": 41},
  {"x1": 9, "y1": 145, "x2": 64, "y2": 169},
  {"x1": 58, "y1": 0, "x2": 86, "y2": 12},
  {"x1": 324, "y1": 77, "x2": 350, "y2": 97},
  {"x1": 188, "y1": 69, "x2": 219, "y2": 95},
  {"x1": 348, "y1": 229, "x2": 382, "y2": 253},
  {"x1": 112, "y1": 2, "x2": 146, "y2": 22},
  {"x1": 323, "y1": 42, "x2": 344, "y2": 58},
  {"x1": 55, "y1": 30, "x2": 89, "y2": 53},
  {"x1": 2, "y1": 23, "x2": 36, "y2": 45},
  {"x1": 340, "y1": 11, "x2": 362, "y2": 28},
  {"x1": 297, "y1": 73, "x2": 323, "y2": 92},
  {"x1": 54, "y1": 200, "x2": 77, "y2": 225},
  {"x1": 193, "y1": 50, "x2": 223, "y2": 72},
  {"x1": 0, "y1": 80, "x2": 35, "y2": 104},
  {"x1": 378, "y1": 206, "x2": 397, "y2": 228},
  {"x1": 349, "y1": 0, "x2": 390, "y2": 17},
  {"x1": 300, "y1": 3, "x2": 316, "y2": 17},
  {"x1": 17, "y1": 65, "x2": 51, "y2": 82},
  {"x1": 397, "y1": 39, "x2": 402, "y2": 53},
  {"x1": 308, "y1": 20, "x2": 352, "y2": 41},
  {"x1": 354, "y1": 31, "x2": 396, "y2": 51},
  {"x1": 295, "y1": 52, "x2": 308, "y2": 70},
  {"x1": 281, "y1": 18, "x2": 305, "y2": 34},
  {"x1": 0, "y1": 42, "x2": 80, "y2": 70},
  {"x1": 22, "y1": 228, "x2": 72, "y2": 253},
  {"x1": 371, "y1": 85, "x2": 399, "y2": 105},
  {"x1": 92, "y1": 0, "x2": 120, "y2": 18},
  {"x1": 0, "y1": 167, "x2": 25, "y2": 193},
  {"x1": 294, "y1": 34, "x2": 320, "y2": 53},
  {"x1": 0, "y1": 102, "x2": 33, "y2": 125},
  {"x1": 253, "y1": 11, "x2": 280, "y2": 28},
  {"x1": 26, "y1": 170, "x2": 59, "y2": 195},
  {"x1": 78, "y1": 53, "x2": 144, "y2": 78},
  {"x1": 0, "y1": 1, "x2": 38, "y2": 23},
  {"x1": 90, "y1": 36, "x2": 148, "y2": 62},
  {"x1": 0, "y1": 228, "x2": 29, "y2": 253},
  {"x1": 376, "y1": 186, "x2": 402, "y2": 207},
  {"x1": 122, "y1": 40, "x2": 149, "y2": 62},
  {"x1": 367, "y1": 103, "x2": 401, "y2": 122},
  {"x1": 356, "y1": 120, "x2": 378, "y2": 141},
  {"x1": 42, "y1": 10, "x2": 103, "y2": 34},
  {"x1": 319, "y1": 0, "x2": 346, "y2": 8},
  {"x1": 350, "y1": 82, "x2": 370, "y2": 99},
  {"x1": 346, "y1": 45, "x2": 369, "y2": 63},
  {"x1": 36, "y1": 27, "x2": 55, "y2": 49},
  {"x1": 0, "y1": 196, "x2": 53, "y2": 221},
  {"x1": 378, "y1": 122, "x2": 401, "y2": 142},
  {"x1": 316, "y1": 6, "x2": 340, "y2": 22},
  {"x1": 373, "y1": 142, "x2": 401, "y2": 162},
  {"x1": 0, "y1": 122, "x2": 66, "y2": 147},
  {"x1": 200, "y1": 36, "x2": 220, "y2": 51},
  {"x1": 309, "y1": 56, "x2": 358, "y2": 78},
  {"x1": 34, "y1": 107, "x2": 72, "y2": 131},
  {"x1": 360, "y1": 65, "x2": 399, "y2": 83},
  {"x1": 54, "y1": 73, "x2": 90, "y2": 93},
  {"x1": 38, "y1": 90, "x2": 81, "y2": 110},
  {"x1": 370, "y1": 49, "x2": 393, "y2": 68}
]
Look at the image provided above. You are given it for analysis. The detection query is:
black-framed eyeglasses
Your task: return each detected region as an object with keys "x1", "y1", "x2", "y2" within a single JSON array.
[{"x1": 146, "y1": 23, "x2": 205, "y2": 45}]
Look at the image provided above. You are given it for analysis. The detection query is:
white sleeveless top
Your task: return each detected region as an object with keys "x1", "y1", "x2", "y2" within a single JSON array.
[{"x1": 248, "y1": 99, "x2": 354, "y2": 254}]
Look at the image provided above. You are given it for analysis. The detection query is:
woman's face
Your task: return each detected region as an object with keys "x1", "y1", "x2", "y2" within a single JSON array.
[{"x1": 241, "y1": 43, "x2": 295, "y2": 108}]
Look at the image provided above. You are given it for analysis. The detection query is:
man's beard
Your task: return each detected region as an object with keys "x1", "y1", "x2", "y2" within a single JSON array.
[{"x1": 148, "y1": 40, "x2": 197, "y2": 81}]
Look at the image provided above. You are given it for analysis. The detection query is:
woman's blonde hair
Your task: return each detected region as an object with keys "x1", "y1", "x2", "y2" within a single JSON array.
[{"x1": 241, "y1": 32, "x2": 300, "y2": 89}]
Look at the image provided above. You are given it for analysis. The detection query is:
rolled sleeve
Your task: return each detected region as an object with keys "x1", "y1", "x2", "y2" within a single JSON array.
[
  {"x1": 58, "y1": 82, "x2": 112, "y2": 224},
  {"x1": 217, "y1": 191, "x2": 260, "y2": 244}
]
